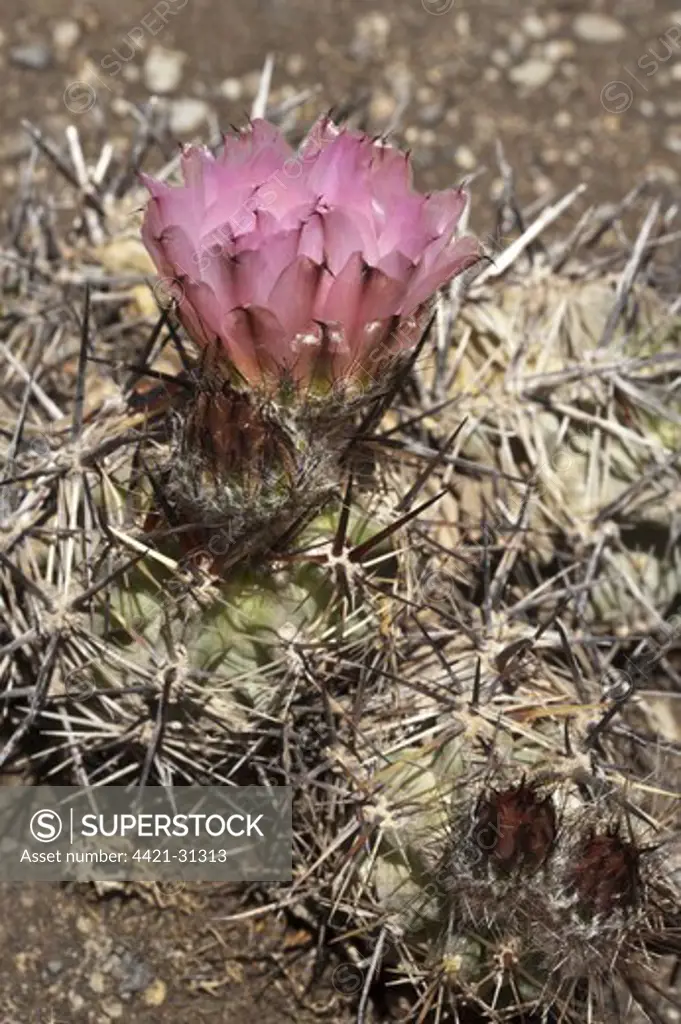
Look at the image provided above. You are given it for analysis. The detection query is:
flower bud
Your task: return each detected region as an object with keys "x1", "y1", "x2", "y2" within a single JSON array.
[{"x1": 472, "y1": 781, "x2": 557, "y2": 872}]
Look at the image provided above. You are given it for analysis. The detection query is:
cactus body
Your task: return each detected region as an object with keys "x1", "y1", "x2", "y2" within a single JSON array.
[{"x1": 0, "y1": 123, "x2": 679, "y2": 1024}]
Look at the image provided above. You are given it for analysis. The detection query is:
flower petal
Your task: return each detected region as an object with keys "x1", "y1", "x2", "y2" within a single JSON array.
[
  {"x1": 400, "y1": 235, "x2": 481, "y2": 313},
  {"x1": 320, "y1": 251, "x2": 365, "y2": 327},
  {"x1": 140, "y1": 114, "x2": 479, "y2": 389},
  {"x1": 222, "y1": 305, "x2": 287, "y2": 379},
  {"x1": 267, "y1": 256, "x2": 323, "y2": 336}
]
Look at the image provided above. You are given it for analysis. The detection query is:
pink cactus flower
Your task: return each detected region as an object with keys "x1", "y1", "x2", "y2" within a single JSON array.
[{"x1": 141, "y1": 116, "x2": 480, "y2": 390}]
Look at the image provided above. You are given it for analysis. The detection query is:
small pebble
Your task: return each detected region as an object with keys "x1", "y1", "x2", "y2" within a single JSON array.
[
  {"x1": 142, "y1": 979, "x2": 167, "y2": 1007},
  {"x1": 111, "y1": 97, "x2": 131, "y2": 118},
  {"x1": 544, "y1": 39, "x2": 576, "y2": 62},
  {"x1": 46, "y1": 959, "x2": 63, "y2": 975},
  {"x1": 521, "y1": 13, "x2": 548, "y2": 40},
  {"x1": 144, "y1": 45, "x2": 186, "y2": 94},
  {"x1": 89, "y1": 970, "x2": 107, "y2": 995},
  {"x1": 350, "y1": 12, "x2": 391, "y2": 60},
  {"x1": 533, "y1": 174, "x2": 553, "y2": 195},
  {"x1": 52, "y1": 19, "x2": 81, "y2": 51},
  {"x1": 573, "y1": 13, "x2": 626, "y2": 44},
  {"x1": 117, "y1": 952, "x2": 155, "y2": 996},
  {"x1": 416, "y1": 85, "x2": 435, "y2": 104},
  {"x1": 101, "y1": 998, "x2": 124, "y2": 1019},
  {"x1": 664, "y1": 126, "x2": 681, "y2": 154},
  {"x1": 454, "y1": 145, "x2": 476, "y2": 171},
  {"x1": 454, "y1": 12, "x2": 470, "y2": 38},
  {"x1": 169, "y1": 98, "x2": 209, "y2": 134},
  {"x1": 369, "y1": 90, "x2": 396, "y2": 124},
  {"x1": 219, "y1": 76, "x2": 243, "y2": 101},
  {"x1": 509, "y1": 58, "x2": 555, "y2": 91},
  {"x1": 10, "y1": 43, "x2": 53, "y2": 71}
]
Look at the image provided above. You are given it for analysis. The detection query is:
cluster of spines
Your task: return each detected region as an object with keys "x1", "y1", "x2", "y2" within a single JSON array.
[{"x1": 402, "y1": 773, "x2": 673, "y2": 1020}]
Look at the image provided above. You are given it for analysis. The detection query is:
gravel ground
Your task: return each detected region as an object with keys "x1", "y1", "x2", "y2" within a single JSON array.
[
  {"x1": 1, "y1": 0, "x2": 681, "y2": 208},
  {"x1": 0, "y1": 0, "x2": 679, "y2": 1021},
  {"x1": 0, "y1": 880, "x2": 345, "y2": 1024}
]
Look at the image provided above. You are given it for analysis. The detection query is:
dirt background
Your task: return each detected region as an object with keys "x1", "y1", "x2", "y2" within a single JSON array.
[
  {"x1": 2, "y1": 0, "x2": 681, "y2": 206},
  {"x1": 0, "y1": 0, "x2": 679, "y2": 1020}
]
